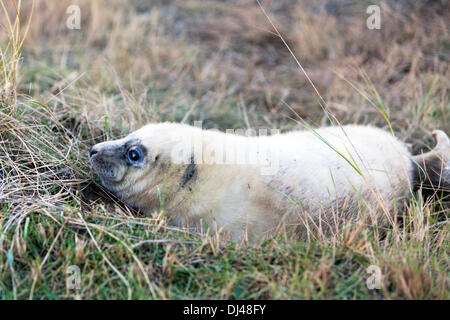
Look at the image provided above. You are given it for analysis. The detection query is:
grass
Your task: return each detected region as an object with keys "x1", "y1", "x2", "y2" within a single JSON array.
[{"x1": 0, "y1": 0, "x2": 449, "y2": 299}]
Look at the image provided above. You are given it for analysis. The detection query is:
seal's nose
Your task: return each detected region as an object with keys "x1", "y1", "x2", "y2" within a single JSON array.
[{"x1": 89, "y1": 147, "x2": 99, "y2": 158}]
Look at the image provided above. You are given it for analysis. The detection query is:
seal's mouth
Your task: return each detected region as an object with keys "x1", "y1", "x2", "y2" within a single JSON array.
[{"x1": 89, "y1": 151, "x2": 125, "y2": 184}]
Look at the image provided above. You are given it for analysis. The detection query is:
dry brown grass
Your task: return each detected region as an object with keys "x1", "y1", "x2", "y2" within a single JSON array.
[{"x1": 0, "y1": 0, "x2": 448, "y2": 299}]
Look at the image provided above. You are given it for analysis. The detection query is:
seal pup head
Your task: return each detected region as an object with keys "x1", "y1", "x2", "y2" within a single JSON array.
[
  {"x1": 89, "y1": 125, "x2": 160, "y2": 198},
  {"x1": 89, "y1": 122, "x2": 198, "y2": 209},
  {"x1": 90, "y1": 138, "x2": 145, "y2": 192}
]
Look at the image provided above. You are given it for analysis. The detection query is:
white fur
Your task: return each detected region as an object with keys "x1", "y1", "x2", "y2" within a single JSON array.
[{"x1": 92, "y1": 123, "x2": 414, "y2": 241}]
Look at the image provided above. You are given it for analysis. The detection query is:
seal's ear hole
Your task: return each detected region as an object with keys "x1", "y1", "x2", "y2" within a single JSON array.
[{"x1": 155, "y1": 155, "x2": 160, "y2": 161}]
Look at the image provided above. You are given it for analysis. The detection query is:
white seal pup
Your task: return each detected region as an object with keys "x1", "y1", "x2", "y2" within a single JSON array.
[{"x1": 89, "y1": 122, "x2": 449, "y2": 241}]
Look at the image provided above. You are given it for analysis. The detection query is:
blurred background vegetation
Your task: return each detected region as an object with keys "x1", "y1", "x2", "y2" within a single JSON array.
[{"x1": 7, "y1": 0, "x2": 449, "y2": 137}]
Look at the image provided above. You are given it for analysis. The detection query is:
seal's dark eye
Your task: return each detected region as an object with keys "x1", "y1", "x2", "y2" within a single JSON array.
[{"x1": 127, "y1": 147, "x2": 143, "y2": 163}]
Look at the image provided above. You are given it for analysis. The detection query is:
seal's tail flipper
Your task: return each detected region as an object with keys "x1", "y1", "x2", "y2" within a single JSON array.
[{"x1": 412, "y1": 130, "x2": 450, "y2": 200}]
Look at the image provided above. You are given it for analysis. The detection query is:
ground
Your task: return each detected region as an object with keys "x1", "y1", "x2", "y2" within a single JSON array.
[{"x1": 0, "y1": 0, "x2": 448, "y2": 299}]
